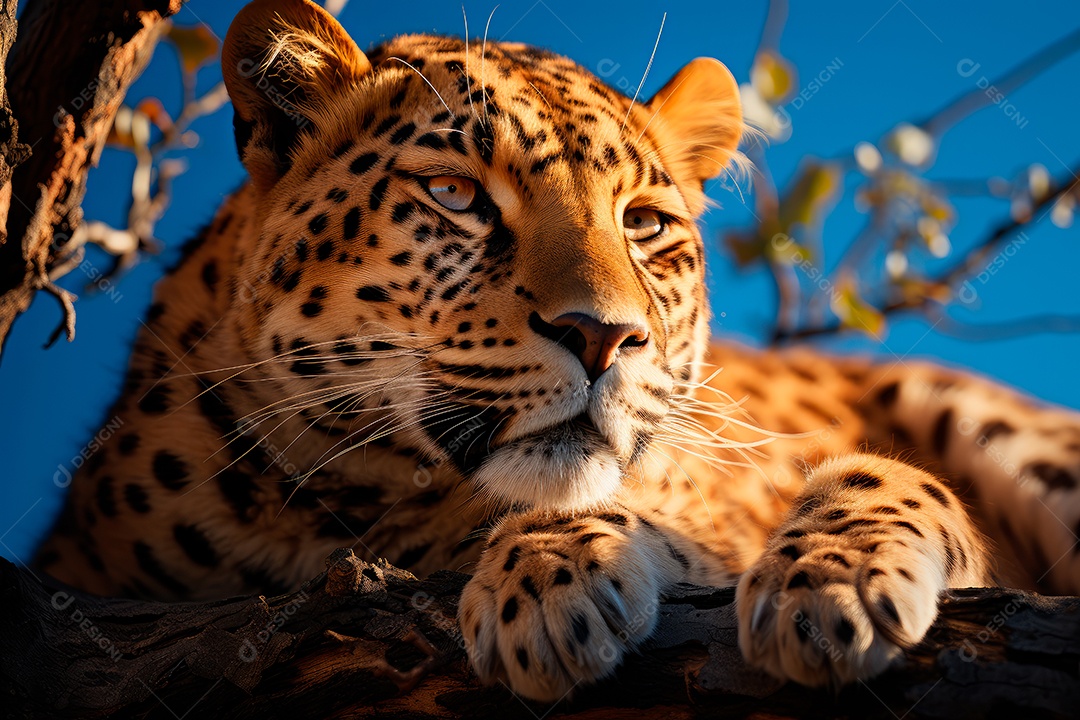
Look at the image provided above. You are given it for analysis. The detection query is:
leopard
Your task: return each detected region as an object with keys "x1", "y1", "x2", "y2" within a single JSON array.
[{"x1": 32, "y1": 0, "x2": 1080, "y2": 703}]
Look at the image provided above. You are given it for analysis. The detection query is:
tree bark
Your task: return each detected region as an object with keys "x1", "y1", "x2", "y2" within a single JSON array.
[
  {"x1": 0, "y1": 1, "x2": 32, "y2": 287},
  {"x1": 2, "y1": 549, "x2": 1078, "y2": 719},
  {"x1": 0, "y1": 0, "x2": 185, "y2": 354}
]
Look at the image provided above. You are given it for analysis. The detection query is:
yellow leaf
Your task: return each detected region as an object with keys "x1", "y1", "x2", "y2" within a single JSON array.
[
  {"x1": 777, "y1": 162, "x2": 842, "y2": 233},
  {"x1": 765, "y1": 232, "x2": 812, "y2": 265},
  {"x1": 923, "y1": 196, "x2": 955, "y2": 224},
  {"x1": 167, "y1": 23, "x2": 219, "y2": 76},
  {"x1": 831, "y1": 279, "x2": 885, "y2": 337},
  {"x1": 750, "y1": 50, "x2": 796, "y2": 105}
]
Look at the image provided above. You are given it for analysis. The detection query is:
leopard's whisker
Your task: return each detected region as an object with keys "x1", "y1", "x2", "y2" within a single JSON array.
[
  {"x1": 192, "y1": 383, "x2": 440, "y2": 499},
  {"x1": 236, "y1": 367, "x2": 438, "y2": 427},
  {"x1": 527, "y1": 81, "x2": 551, "y2": 108},
  {"x1": 643, "y1": 446, "x2": 702, "y2": 512},
  {"x1": 270, "y1": 359, "x2": 449, "y2": 463},
  {"x1": 647, "y1": 443, "x2": 717, "y2": 532},
  {"x1": 297, "y1": 388, "x2": 462, "y2": 479},
  {"x1": 202, "y1": 354, "x2": 443, "y2": 479},
  {"x1": 668, "y1": 402, "x2": 810, "y2": 440},
  {"x1": 620, "y1": 11, "x2": 667, "y2": 135},
  {"x1": 655, "y1": 423, "x2": 777, "y2": 452},
  {"x1": 288, "y1": 375, "x2": 496, "y2": 495},
  {"x1": 480, "y1": 5, "x2": 498, "y2": 126},
  {"x1": 233, "y1": 372, "x2": 438, "y2": 431},
  {"x1": 227, "y1": 337, "x2": 452, "y2": 425},
  {"x1": 387, "y1": 56, "x2": 454, "y2": 118},
  {"x1": 274, "y1": 382, "x2": 442, "y2": 466},
  {"x1": 171, "y1": 328, "x2": 438, "y2": 378},
  {"x1": 461, "y1": 6, "x2": 477, "y2": 124},
  {"x1": 663, "y1": 406, "x2": 754, "y2": 443}
]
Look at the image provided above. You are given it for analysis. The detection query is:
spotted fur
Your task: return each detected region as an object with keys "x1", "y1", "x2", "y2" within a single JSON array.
[{"x1": 35, "y1": 0, "x2": 1080, "y2": 703}]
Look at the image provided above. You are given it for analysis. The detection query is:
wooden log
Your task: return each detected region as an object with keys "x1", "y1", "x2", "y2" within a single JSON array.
[{"x1": 2, "y1": 549, "x2": 1077, "y2": 719}]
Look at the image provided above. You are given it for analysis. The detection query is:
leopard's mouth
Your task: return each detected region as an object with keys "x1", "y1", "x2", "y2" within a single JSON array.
[
  {"x1": 420, "y1": 397, "x2": 640, "y2": 509},
  {"x1": 518, "y1": 410, "x2": 623, "y2": 459},
  {"x1": 513, "y1": 412, "x2": 611, "y2": 458},
  {"x1": 467, "y1": 411, "x2": 627, "y2": 510}
]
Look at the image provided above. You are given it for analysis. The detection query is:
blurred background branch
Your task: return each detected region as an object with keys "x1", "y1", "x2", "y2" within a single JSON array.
[{"x1": 729, "y1": 3, "x2": 1080, "y2": 346}]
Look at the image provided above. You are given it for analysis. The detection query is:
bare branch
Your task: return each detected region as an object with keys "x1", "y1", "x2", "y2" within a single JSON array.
[
  {"x1": 932, "y1": 312, "x2": 1080, "y2": 342},
  {"x1": 771, "y1": 161, "x2": 1080, "y2": 344},
  {"x1": 921, "y1": 27, "x2": 1080, "y2": 137},
  {"x1": 754, "y1": 0, "x2": 788, "y2": 57},
  {"x1": 934, "y1": 169, "x2": 1079, "y2": 290},
  {"x1": 0, "y1": 0, "x2": 187, "y2": 354},
  {"x1": 40, "y1": 277, "x2": 76, "y2": 347}
]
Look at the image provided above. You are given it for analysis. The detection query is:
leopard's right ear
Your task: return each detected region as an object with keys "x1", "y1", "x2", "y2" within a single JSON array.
[{"x1": 223, "y1": 0, "x2": 370, "y2": 188}]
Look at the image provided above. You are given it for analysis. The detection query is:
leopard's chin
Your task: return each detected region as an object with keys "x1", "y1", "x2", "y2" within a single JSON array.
[{"x1": 471, "y1": 414, "x2": 624, "y2": 511}]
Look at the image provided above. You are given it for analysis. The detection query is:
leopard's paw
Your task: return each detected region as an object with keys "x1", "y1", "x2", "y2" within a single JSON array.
[
  {"x1": 459, "y1": 514, "x2": 665, "y2": 702},
  {"x1": 736, "y1": 531, "x2": 943, "y2": 687}
]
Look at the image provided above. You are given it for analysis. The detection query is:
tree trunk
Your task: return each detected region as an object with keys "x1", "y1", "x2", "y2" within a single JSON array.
[
  {"x1": 2, "y1": 549, "x2": 1078, "y2": 719},
  {"x1": 0, "y1": 0, "x2": 185, "y2": 354}
]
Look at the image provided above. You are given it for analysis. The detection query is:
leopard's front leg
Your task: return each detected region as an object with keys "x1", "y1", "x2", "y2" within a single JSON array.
[
  {"x1": 737, "y1": 453, "x2": 991, "y2": 687},
  {"x1": 459, "y1": 507, "x2": 694, "y2": 702}
]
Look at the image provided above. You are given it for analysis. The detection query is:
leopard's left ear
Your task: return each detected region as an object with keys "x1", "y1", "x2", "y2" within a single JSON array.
[
  {"x1": 223, "y1": 0, "x2": 371, "y2": 188},
  {"x1": 646, "y1": 58, "x2": 743, "y2": 190}
]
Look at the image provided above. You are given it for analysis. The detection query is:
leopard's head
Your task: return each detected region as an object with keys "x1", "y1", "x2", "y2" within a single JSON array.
[{"x1": 223, "y1": 0, "x2": 743, "y2": 510}]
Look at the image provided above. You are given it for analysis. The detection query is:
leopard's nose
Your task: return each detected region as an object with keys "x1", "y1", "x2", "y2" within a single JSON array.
[{"x1": 529, "y1": 311, "x2": 649, "y2": 382}]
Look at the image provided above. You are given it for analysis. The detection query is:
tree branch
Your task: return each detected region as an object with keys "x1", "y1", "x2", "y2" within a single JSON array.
[
  {"x1": 754, "y1": 0, "x2": 788, "y2": 57},
  {"x1": 2, "y1": 550, "x2": 1078, "y2": 718},
  {"x1": 931, "y1": 311, "x2": 1080, "y2": 342},
  {"x1": 0, "y1": 0, "x2": 186, "y2": 354},
  {"x1": 921, "y1": 26, "x2": 1080, "y2": 137},
  {"x1": 772, "y1": 162, "x2": 1080, "y2": 344}
]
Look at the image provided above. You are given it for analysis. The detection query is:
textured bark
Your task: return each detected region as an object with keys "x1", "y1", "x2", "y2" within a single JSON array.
[
  {"x1": 0, "y1": 0, "x2": 185, "y2": 353},
  {"x1": 0, "y1": 2, "x2": 32, "y2": 274},
  {"x1": 2, "y1": 549, "x2": 1078, "y2": 719}
]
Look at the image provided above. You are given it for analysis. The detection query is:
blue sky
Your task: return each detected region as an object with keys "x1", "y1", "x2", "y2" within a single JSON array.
[{"x1": 3, "y1": 0, "x2": 1079, "y2": 561}]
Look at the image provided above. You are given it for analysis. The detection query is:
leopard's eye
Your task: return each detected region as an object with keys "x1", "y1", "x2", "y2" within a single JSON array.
[
  {"x1": 426, "y1": 176, "x2": 477, "y2": 211},
  {"x1": 623, "y1": 208, "x2": 664, "y2": 241}
]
